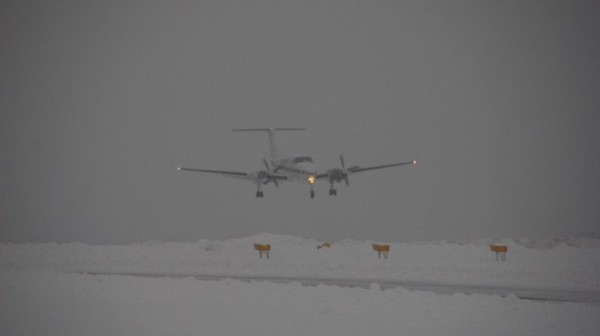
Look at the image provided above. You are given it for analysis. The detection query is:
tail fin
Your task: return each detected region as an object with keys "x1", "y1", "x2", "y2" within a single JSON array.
[{"x1": 232, "y1": 128, "x2": 305, "y2": 160}]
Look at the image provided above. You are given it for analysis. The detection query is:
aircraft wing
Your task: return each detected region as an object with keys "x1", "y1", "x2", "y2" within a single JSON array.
[
  {"x1": 314, "y1": 158, "x2": 416, "y2": 191},
  {"x1": 176, "y1": 166, "x2": 288, "y2": 182},
  {"x1": 177, "y1": 167, "x2": 249, "y2": 177},
  {"x1": 315, "y1": 173, "x2": 330, "y2": 179},
  {"x1": 349, "y1": 160, "x2": 416, "y2": 174}
]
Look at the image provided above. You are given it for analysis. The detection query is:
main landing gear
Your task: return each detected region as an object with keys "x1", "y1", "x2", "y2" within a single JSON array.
[
  {"x1": 255, "y1": 184, "x2": 264, "y2": 198},
  {"x1": 328, "y1": 187, "x2": 337, "y2": 196}
]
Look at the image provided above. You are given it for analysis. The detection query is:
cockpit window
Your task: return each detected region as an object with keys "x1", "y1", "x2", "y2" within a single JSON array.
[{"x1": 293, "y1": 157, "x2": 314, "y2": 163}]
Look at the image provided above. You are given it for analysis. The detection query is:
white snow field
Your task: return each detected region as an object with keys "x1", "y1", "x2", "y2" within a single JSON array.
[{"x1": 2, "y1": 234, "x2": 600, "y2": 335}]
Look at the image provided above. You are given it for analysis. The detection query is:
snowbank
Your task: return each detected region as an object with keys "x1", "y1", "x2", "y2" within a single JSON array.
[{"x1": 513, "y1": 236, "x2": 600, "y2": 249}]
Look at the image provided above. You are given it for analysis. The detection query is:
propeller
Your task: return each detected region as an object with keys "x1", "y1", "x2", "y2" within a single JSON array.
[
  {"x1": 328, "y1": 155, "x2": 359, "y2": 187},
  {"x1": 261, "y1": 158, "x2": 279, "y2": 187}
]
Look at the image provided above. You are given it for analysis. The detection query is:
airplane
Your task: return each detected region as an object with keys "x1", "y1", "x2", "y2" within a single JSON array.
[{"x1": 176, "y1": 128, "x2": 416, "y2": 198}]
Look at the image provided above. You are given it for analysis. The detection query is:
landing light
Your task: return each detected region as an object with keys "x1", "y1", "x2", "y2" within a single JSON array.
[
  {"x1": 177, "y1": 166, "x2": 182, "y2": 171},
  {"x1": 412, "y1": 160, "x2": 417, "y2": 165},
  {"x1": 308, "y1": 175, "x2": 316, "y2": 184}
]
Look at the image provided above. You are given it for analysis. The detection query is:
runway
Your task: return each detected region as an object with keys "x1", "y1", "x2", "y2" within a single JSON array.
[{"x1": 83, "y1": 271, "x2": 600, "y2": 304}]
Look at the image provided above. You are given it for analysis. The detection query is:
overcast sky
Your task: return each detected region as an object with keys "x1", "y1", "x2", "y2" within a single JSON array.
[{"x1": 2, "y1": 0, "x2": 599, "y2": 244}]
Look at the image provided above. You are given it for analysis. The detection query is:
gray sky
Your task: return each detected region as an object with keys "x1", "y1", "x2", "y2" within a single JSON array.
[{"x1": 2, "y1": 0, "x2": 599, "y2": 244}]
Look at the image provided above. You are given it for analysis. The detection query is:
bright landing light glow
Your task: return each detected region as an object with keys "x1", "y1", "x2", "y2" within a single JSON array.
[{"x1": 308, "y1": 175, "x2": 316, "y2": 184}]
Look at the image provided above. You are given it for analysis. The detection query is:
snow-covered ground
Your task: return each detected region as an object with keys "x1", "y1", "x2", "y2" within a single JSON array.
[
  {"x1": 1, "y1": 234, "x2": 600, "y2": 335},
  {"x1": 2, "y1": 233, "x2": 599, "y2": 291}
]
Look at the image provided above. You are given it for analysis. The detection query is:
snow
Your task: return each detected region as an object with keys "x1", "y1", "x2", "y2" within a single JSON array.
[
  {"x1": 1, "y1": 234, "x2": 600, "y2": 335},
  {"x1": 2, "y1": 233, "x2": 599, "y2": 290}
]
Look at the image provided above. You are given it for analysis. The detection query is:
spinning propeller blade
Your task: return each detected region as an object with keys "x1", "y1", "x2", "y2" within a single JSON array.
[{"x1": 262, "y1": 158, "x2": 278, "y2": 187}]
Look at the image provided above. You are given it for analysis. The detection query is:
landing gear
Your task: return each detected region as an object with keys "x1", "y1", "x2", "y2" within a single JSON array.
[
  {"x1": 307, "y1": 175, "x2": 316, "y2": 199},
  {"x1": 256, "y1": 183, "x2": 264, "y2": 198},
  {"x1": 329, "y1": 182, "x2": 338, "y2": 196}
]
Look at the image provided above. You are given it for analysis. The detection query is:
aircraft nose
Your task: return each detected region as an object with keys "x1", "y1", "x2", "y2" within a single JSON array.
[{"x1": 302, "y1": 162, "x2": 317, "y2": 175}]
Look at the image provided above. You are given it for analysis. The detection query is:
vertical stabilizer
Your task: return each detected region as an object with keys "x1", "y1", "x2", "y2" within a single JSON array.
[{"x1": 232, "y1": 128, "x2": 305, "y2": 160}]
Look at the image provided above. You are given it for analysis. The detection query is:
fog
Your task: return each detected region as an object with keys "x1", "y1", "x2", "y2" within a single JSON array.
[{"x1": 2, "y1": 0, "x2": 599, "y2": 244}]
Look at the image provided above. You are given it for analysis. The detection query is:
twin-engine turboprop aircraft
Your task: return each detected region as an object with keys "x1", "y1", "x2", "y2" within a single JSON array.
[{"x1": 176, "y1": 128, "x2": 416, "y2": 198}]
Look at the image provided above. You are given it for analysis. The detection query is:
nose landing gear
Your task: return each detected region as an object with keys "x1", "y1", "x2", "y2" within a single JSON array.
[{"x1": 307, "y1": 175, "x2": 316, "y2": 199}]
